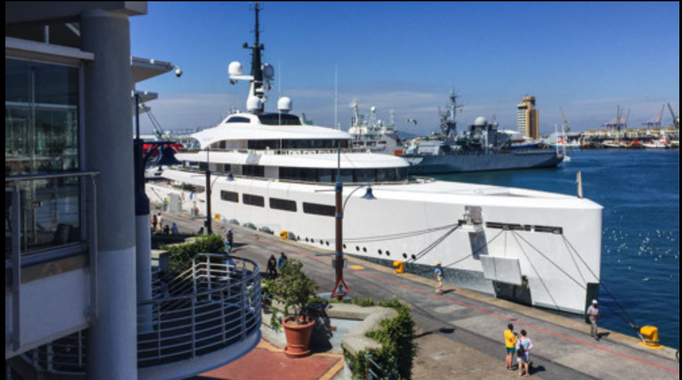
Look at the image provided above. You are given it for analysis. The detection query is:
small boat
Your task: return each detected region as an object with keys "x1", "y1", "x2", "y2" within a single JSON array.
[{"x1": 642, "y1": 135, "x2": 671, "y2": 149}]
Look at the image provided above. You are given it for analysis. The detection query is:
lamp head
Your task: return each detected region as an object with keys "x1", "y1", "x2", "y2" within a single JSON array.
[{"x1": 361, "y1": 186, "x2": 376, "y2": 200}]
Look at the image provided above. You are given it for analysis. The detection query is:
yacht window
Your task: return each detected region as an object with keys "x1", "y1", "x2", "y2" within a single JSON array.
[
  {"x1": 376, "y1": 169, "x2": 395, "y2": 182},
  {"x1": 318, "y1": 169, "x2": 333, "y2": 183},
  {"x1": 248, "y1": 140, "x2": 281, "y2": 150},
  {"x1": 243, "y1": 194, "x2": 265, "y2": 207},
  {"x1": 396, "y1": 167, "x2": 408, "y2": 181},
  {"x1": 270, "y1": 198, "x2": 297, "y2": 212},
  {"x1": 220, "y1": 191, "x2": 239, "y2": 203},
  {"x1": 302, "y1": 202, "x2": 335, "y2": 217},
  {"x1": 354, "y1": 169, "x2": 375, "y2": 183},
  {"x1": 338, "y1": 169, "x2": 353, "y2": 183},
  {"x1": 225, "y1": 116, "x2": 251, "y2": 124},
  {"x1": 258, "y1": 113, "x2": 302, "y2": 126},
  {"x1": 243, "y1": 165, "x2": 264, "y2": 177}
]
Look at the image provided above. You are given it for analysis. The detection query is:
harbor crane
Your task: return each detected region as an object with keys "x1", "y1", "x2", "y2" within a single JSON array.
[
  {"x1": 642, "y1": 105, "x2": 664, "y2": 128},
  {"x1": 668, "y1": 103, "x2": 679, "y2": 129}
]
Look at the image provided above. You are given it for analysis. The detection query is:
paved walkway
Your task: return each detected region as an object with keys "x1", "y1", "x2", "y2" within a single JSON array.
[
  {"x1": 189, "y1": 339, "x2": 344, "y2": 380},
  {"x1": 158, "y1": 210, "x2": 679, "y2": 380}
]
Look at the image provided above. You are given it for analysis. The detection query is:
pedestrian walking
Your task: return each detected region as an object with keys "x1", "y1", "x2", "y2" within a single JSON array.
[
  {"x1": 157, "y1": 213, "x2": 163, "y2": 231},
  {"x1": 504, "y1": 323, "x2": 518, "y2": 371},
  {"x1": 170, "y1": 223, "x2": 179, "y2": 234},
  {"x1": 151, "y1": 214, "x2": 158, "y2": 231},
  {"x1": 434, "y1": 261, "x2": 443, "y2": 294},
  {"x1": 278, "y1": 251, "x2": 288, "y2": 270},
  {"x1": 516, "y1": 329, "x2": 533, "y2": 377},
  {"x1": 587, "y1": 299, "x2": 601, "y2": 341},
  {"x1": 227, "y1": 229, "x2": 234, "y2": 249},
  {"x1": 267, "y1": 255, "x2": 278, "y2": 279}
]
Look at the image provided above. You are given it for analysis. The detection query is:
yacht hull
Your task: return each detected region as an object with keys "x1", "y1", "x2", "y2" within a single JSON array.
[{"x1": 148, "y1": 174, "x2": 602, "y2": 315}]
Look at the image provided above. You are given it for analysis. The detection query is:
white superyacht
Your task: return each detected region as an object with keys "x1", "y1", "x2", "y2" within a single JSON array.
[{"x1": 148, "y1": 5, "x2": 603, "y2": 315}]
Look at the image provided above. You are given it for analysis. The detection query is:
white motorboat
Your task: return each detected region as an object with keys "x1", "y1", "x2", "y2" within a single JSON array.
[{"x1": 148, "y1": 5, "x2": 604, "y2": 314}]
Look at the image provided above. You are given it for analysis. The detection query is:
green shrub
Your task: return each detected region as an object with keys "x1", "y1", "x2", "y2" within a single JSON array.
[
  {"x1": 162, "y1": 234, "x2": 225, "y2": 273},
  {"x1": 340, "y1": 298, "x2": 418, "y2": 380}
]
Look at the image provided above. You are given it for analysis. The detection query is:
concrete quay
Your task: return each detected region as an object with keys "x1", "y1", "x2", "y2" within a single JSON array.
[{"x1": 159, "y1": 211, "x2": 679, "y2": 380}]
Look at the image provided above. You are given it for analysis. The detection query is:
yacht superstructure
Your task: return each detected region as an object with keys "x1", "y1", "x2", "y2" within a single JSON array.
[{"x1": 149, "y1": 4, "x2": 603, "y2": 314}]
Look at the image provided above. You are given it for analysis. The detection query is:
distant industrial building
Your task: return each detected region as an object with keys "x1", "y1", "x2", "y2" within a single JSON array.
[{"x1": 517, "y1": 96, "x2": 540, "y2": 140}]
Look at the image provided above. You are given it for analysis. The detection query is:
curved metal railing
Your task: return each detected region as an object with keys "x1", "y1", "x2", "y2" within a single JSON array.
[
  {"x1": 21, "y1": 253, "x2": 261, "y2": 375},
  {"x1": 137, "y1": 253, "x2": 262, "y2": 367}
]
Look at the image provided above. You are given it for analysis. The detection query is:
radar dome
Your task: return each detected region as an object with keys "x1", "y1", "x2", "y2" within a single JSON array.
[
  {"x1": 262, "y1": 63, "x2": 275, "y2": 80},
  {"x1": 277, "y1": 97, "x2": 292, "y2": 113},
  {"x1": 228, "y1": 61, "x2": 243, "y2": 77},
  {"x1": 246, "y1": 96, "x2": 262, "y2": 113},
  {"x1": 474, "y1": 116, "x2": 487, "y2": 127}
]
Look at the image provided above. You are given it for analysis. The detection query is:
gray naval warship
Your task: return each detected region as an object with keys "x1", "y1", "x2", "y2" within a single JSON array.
[{"x1": 402, "y1": 92, "x2": 564, "y2": 175}]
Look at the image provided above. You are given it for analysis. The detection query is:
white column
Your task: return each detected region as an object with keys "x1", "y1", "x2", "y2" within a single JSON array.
[{"x1": 81, "y1": 8, "x2": 138, "y2": 380}]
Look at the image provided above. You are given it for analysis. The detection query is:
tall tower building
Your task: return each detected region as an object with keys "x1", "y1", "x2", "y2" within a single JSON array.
[{"x1": 517, "y1": 96, "x2": 539, "y2": 140}]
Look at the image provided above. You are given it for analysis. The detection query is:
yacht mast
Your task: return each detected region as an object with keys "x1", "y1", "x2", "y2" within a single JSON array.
[{"x1": 245, "y1": 2, "x2": 265, "y2": 111}]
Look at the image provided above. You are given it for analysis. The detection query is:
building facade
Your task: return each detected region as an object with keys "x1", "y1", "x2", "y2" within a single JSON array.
[
  {"x1": 517, "y1": 95, "x2": 539, "y2": 140},
  {"x1": 6, "y1": 2, "x2": 261, "y2": 379}
]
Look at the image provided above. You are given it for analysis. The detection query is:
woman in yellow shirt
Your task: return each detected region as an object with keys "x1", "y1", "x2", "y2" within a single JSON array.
[{"x1": 504, "y1": 323, "x2": 518, "y2": 370}]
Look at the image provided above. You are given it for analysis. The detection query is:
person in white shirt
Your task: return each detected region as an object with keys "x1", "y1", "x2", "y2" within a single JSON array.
[
  {"x1": 586, "y1": 299, "x2": 601, "y2": 341},
  {"x1": 516, "y1": 329, "x2": 533, "y2": 377}
]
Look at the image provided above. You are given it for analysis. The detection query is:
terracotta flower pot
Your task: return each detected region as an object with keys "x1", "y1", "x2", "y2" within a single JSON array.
[{"x1": 282, "y1": 316, "x2": 315, "y2": 358}]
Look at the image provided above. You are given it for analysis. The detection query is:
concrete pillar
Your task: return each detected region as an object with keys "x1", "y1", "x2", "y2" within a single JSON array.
[{"x1": 81, "y1": 9, "x2": 137, "y2": 380}]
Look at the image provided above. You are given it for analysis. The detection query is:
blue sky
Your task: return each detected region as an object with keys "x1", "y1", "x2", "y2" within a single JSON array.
[{"x1": 131, "y1": 2, "x2": 679, "y2": 136}]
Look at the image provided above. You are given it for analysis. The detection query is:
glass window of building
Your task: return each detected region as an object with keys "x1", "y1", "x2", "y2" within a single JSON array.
[
  {"x1": 5, "y1": 58, "x2": 83, "y2": 253},
  {"x1": 6, "y1": 59, "x2": 80, "y2": 176}
]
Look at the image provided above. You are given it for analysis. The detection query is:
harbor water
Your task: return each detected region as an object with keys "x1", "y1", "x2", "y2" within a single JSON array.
[{"x1": 434, "y1": 149, "x2": 679, "y2": 349}]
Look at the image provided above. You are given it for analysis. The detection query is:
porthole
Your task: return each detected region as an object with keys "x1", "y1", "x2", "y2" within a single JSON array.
[
  {"x1": 326, "y1": 241, "x2": 330, "y2": 246},
  {"x1": 411, "y1": 254, "x2": 417, "y2": 260},
  {"x1": 363, "y1": 247, "x2": 367, "y2": 252},
  {"x1": 343, "y1": 244, "x2": 347, "y2": 249},
  {"x1": 378, "y1": 249, "x2": 383, "y2": 255},
  {"x1": 386, "y1": 251, "x2": 391, "y2": 256},
  {"x1": 403, "y1": 253, "x2": 407, "y2": 259},
  {"x1": 305, "y1": 237, "x2": 309, "y2": 242},
  {"x1": 356, "y1": 246, "x2": 360, "y2": 251}
]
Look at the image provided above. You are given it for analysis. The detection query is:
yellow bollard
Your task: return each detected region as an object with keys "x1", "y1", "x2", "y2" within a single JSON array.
[
  {"x1": 279, "y1": 231, "x2": 288, "y2": 240},
  {"x1": 393, "y1": 260, "x2": 404, "y2": 274},
  {"x1": 638, "y1": 326, "x2": 663, "y2": 349}
]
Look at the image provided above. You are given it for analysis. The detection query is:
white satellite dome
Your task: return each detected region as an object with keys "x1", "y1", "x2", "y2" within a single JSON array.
[
  {"x1": 474, "y1": 116, "x2": 487, "y2": 127},
  {"x1": 277, "y1": 97, "x2": 292, "y2": 113},
  {"x1": 262, "y1": 63, "x2": 275, "y2": 80},
  {"x1": 246, "y1": 96, "x2": 262, "y2": 113},
  {"x1": 228, "y1": 61, "x2": 243, "y2": 77}
]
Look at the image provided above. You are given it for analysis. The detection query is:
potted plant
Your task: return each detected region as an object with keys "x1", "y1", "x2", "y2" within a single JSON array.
[{"x1": 266, "y1": 259, "x2": 319, "y2": 358}]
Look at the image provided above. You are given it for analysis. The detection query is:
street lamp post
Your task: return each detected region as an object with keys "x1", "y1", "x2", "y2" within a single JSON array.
[
  {"x1": 334, "y1": 179, "x2": 343, "y2": 286},
  {"x1": 331, "y1": 144, "x2": 376, "y2": 298},
  {"x1": 205, "y1": 147, "x2": 212, "y2": 235}
]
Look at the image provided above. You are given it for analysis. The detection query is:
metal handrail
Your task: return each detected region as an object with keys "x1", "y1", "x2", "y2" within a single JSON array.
[
  {"x1": 23, "y1": 253, "x2": 262, "y2": 374},
  {"x1": 5, "y1": 170, "x2": 101, "y2": 183}
]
